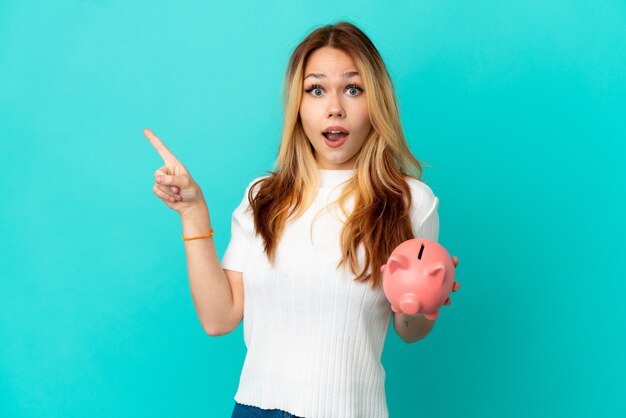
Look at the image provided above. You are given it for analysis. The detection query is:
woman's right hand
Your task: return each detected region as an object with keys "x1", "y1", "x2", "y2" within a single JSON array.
[{"x1": 144, "y1": 128, "x2": 206, "y2": 216}]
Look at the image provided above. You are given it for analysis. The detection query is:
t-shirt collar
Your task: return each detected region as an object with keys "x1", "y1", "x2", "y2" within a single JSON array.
[{"x1": 318, "y1": 167, "x2": 355, "y2": 190}]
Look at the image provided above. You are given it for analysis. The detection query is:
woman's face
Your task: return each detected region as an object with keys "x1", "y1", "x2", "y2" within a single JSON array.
[{"x1": 299, "y1": 46, "x2": 372, "y2": 170}]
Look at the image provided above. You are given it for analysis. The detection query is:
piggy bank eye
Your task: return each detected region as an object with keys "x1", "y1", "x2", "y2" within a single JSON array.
[{"x1": 417, "y1": 243, "x2": 425, "y2": 260}]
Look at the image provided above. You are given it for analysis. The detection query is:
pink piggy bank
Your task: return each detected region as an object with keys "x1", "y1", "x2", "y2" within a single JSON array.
[{"x1": 380, "y1": 238, "x2": 455, "y2": 320}]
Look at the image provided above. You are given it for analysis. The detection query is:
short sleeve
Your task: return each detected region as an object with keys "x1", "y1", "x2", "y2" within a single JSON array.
[
  {"x1": 220, "y1": 179, "x2": 259, "y2": 272},
  {"x1": 408, "y1": 179, "x2": 440, "y2": 243}
]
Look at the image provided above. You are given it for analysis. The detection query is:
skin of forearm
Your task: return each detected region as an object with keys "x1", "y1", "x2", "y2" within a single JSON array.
[
  {"x1": 393, "y1": 312, "x2": 436, "y2": 343},
  {"x1": 180, "y1": 204, "x2": 235, "y2": 335}
]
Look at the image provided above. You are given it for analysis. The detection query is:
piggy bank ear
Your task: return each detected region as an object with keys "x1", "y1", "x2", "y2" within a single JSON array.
[
  {"x1": 388, "y1": 254, "x2": 409, "y2": 275},
  {"x1": 428, "y1": 263, "x2": 446, "y2": 284}
]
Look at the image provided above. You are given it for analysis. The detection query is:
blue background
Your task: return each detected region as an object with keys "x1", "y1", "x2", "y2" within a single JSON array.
[{"x1": 1, "y1": 0, "x2": 624, "y2": 417}]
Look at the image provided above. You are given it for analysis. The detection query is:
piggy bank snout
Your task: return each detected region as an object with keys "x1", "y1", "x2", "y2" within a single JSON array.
[{"x1": 399, "y1": 296, "x2": 420, "y2": 315}]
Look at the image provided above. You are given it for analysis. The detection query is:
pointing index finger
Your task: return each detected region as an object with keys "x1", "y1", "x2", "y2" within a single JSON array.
[{"x1": 144, "y1": 128, "x2": 178, "y2": 164}]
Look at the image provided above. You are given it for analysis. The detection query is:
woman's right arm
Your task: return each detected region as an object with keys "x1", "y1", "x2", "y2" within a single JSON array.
[
  {"x1": 180, "y1": 203, "x2": 244, "y2": 336},
  {"x1": 144, "y1": 128, "x2": 243, "y2": 336}
]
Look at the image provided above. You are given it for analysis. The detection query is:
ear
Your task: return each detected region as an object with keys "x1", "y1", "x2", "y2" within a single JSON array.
[
  {"x1": 428, "y1": 263, "x2": 446, "y2": 285},
  {"x1": 388, "y1": 254, "x2": 409, "y2": 275}
]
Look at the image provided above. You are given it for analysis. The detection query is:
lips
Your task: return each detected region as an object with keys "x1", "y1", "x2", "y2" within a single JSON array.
[
  {"x1": 323, "y1": 134, "x2": 349, "y2": 148},
  {"x1": 322, "y1": 125, "x2": 349, "y2": 135},
  {"x1": 322, "y1": 125, "x2": 349, "y2": 146}
]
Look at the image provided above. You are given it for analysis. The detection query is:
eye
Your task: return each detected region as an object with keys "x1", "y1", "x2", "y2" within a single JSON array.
[
  {"x1": 346, "y1": 84, "x2": 364, "y2": 96},
  {"x1": 304, "y1": 84, "x2": 324, "y2": 97}
]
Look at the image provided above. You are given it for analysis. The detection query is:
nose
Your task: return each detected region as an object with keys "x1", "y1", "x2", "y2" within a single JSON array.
[{"x1": 326, "y1": 92, "x2": 345, "y2": 118}]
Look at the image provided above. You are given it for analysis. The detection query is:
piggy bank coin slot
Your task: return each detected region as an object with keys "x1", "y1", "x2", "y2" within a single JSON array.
[{"x1": 417, "y1": 243, "x2": 425, "y2": 260}]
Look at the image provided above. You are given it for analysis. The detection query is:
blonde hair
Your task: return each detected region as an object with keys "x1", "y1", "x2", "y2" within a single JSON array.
[{"x1": 248, "y1": 21, "x2": 430, "y2": 289}]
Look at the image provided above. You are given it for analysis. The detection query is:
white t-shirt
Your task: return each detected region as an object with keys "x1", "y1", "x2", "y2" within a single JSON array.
[{"x1": 221, "y1": 168, "x2": 440, "y2": 418}]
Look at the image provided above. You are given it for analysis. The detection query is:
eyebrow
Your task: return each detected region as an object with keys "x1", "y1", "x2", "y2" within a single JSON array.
[{"x1": 304, "y1": 71, "x2": 360, "y2": 80}]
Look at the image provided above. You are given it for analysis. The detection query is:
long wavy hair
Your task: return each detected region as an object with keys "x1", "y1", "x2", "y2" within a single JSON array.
[{"x1": 248, "y1": 21, "x2": 430, "y2": 290}]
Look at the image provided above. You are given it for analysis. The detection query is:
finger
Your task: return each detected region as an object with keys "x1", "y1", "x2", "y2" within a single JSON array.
[
  {"x1": 452, "y1": 256, "x2": 459, "y2": 267},
  {"x1": 156, "y1": 174, "x2": 188, "y2": 189},
  {"x1": 443, "y1": 297, "x2": 451, "y2": 305},
  {"x1": 455, "y1": 282, "x2": 461, "y2": 291},
  {"x1": 153, "y1": 184, "x2": 179, "y2": 202},
  {"x1": 154, "y1": 183, "x2": 180, "y2": 199},
  {"x1": 144, "y1": 128, "x2": 179, "y2": 165},
  {"x1": 153, "y1": 169, "x2": 179, "y2": 193}
]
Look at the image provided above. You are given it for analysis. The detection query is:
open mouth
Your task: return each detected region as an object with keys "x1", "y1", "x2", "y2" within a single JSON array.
[
  {"x1": 322, "y1": 127, "x2": 349, "y2": 142},
  {"x1": 322, "y1": 131, "x2": 348, "y2": 141}
]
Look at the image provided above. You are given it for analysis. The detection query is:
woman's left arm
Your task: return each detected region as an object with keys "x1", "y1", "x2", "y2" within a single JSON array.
[{"x1": 393, "y1": 256, "x2": 460, "y2": 343}]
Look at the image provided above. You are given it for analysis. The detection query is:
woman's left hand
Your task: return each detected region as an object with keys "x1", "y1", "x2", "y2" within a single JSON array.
[
  {"x1": 443, "y1": 255, "x2": 460, "y2": 306},
  {"x1": 397, "y1": 256, "x2": 461, "y2": 317}
]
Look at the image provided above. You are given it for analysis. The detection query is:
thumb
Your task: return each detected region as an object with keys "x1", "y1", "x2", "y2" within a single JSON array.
[
  {"x1": 156, "y1": 173, "x2": 189, "y2": 188},
  {"x1": 154, "y1": 173, "x2": 180, "y2": 186}
]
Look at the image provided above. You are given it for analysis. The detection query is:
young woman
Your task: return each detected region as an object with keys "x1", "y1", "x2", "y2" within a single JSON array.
[{"x1": 146, "y1": 21, "x2": 460, "y2": 418}]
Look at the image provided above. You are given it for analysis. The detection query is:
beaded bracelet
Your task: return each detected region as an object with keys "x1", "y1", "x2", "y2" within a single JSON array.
[{"x1": 181, "y1": 228, "x2": 215, "y2": 241}]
